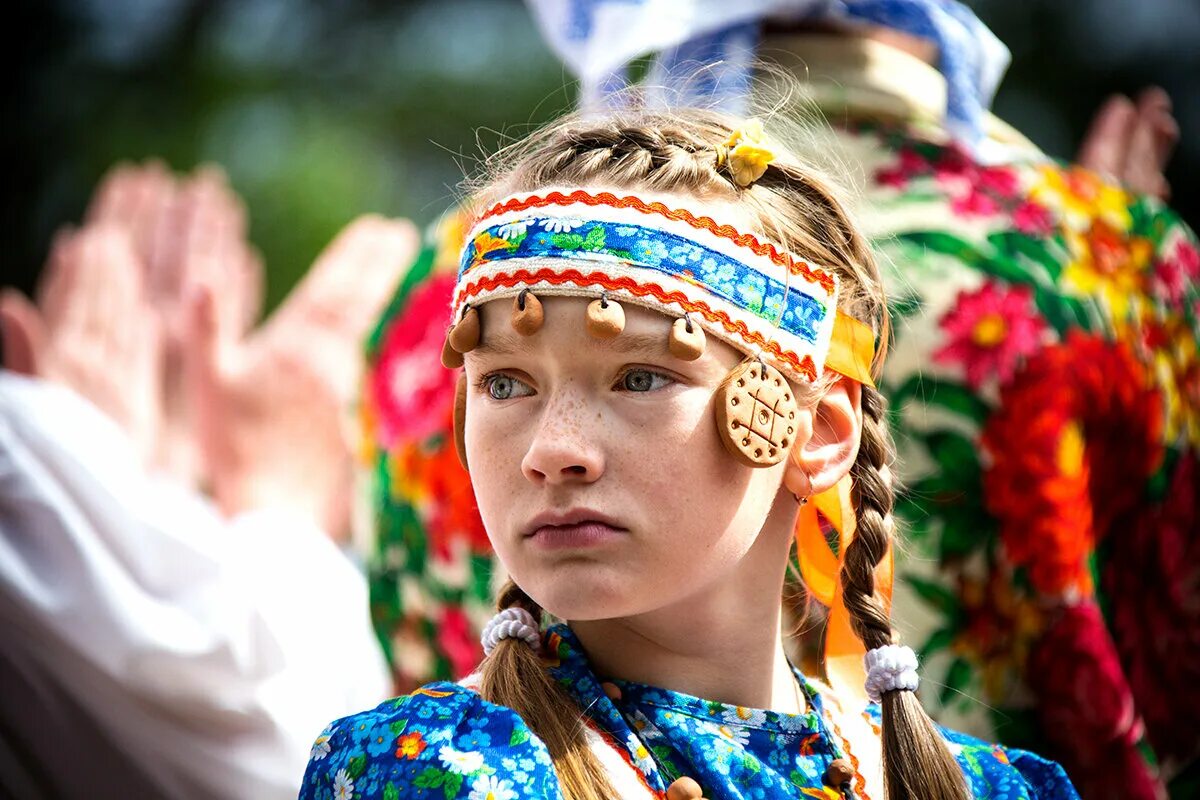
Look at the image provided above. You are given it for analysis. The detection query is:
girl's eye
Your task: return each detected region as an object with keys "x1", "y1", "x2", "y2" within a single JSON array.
[
  {"x1": 618, "y1": 369, "x2": 673, "y2": 393},
  {"x1": 483, "y1": 374, "x2": 535, "y2": 400}
]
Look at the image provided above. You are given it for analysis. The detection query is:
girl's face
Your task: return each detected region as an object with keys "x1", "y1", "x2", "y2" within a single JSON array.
[{"x1": 463, "y1": 296, "x2": 803, "y2": 621}]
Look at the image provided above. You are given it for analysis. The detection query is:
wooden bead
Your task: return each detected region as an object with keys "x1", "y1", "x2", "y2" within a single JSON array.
[
  {"x1": 585, "y1": 297, "x2": 625, "y2": 339},
  {"x1": 824, "y1": 758, "x2": 855, "y2": 788},
  {"x1": 713, "y1": 359, "x2": 798, "y2": 468},
  {"x1": 448, "y1": 306, "x2": 481, "y2": 353},
  {"x1": 666, "y1": 776, "x2": 703, "y2": 800},
  {"x1": 669, "y1": 316, "x2": 706, "y2": 360},
  {"x1": 511, "y1": 290, "x2": 544, "y2": 336},
  {"x1": 452, "y1": 375, "x2": 468, "y2": 471},
  {"x1": 600, "y1": 681, "x2": 622, "y2": 701},
  {"x1": 441, "y1": 334, "x2": 464, "y2": 368}
]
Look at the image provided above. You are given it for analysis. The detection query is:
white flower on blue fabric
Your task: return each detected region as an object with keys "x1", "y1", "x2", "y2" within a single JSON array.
[
  {"x1": 496, "y1": 221, "x2": 529, "y2": 240},
  {"x1": 615, "y1": 225, "x2": 639, "y2": 237},
  {"x1": 310, "y1": 725, "x2": 335, "y2": 761},
  {"x1": 626, "y1": 733, "x2": 657, "y2": 775},
  {"x1": 469, "y1": 775, "x2": 518, "y2": 800},
  {"x1": 332, "y1": 769, "x2": 355, "y2": 800},
  {"x1": 440, "y1": 745, "x2": 485, "y2": 775},
  {"x1": 542, "y1": 217, "x2": 583, "y2": 233}
]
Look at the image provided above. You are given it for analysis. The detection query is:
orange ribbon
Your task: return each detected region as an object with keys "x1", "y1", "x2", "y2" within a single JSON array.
[
  {"x1": 826, "y1": 312, "x2": 877, "y2": 388},
  {"x1": 795, "y1": 473, "x2": 893, "y2": 707}
]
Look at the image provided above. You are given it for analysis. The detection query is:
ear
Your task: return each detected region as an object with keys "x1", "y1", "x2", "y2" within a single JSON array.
[{"x1": 783, "y1": 377, "x2": 862, "y2": 497}]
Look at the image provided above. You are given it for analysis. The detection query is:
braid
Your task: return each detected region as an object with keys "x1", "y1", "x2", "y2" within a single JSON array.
[
  {"x1": 843, "y1": 386, "x2": 970, "y2": 800},
  {"x1": 477, "y1": 580, "x2": 616, "y2": 800}
]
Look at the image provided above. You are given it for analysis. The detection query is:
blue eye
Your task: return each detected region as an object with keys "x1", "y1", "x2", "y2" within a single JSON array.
[
  {"x1": 619, "y1": 369, "x2": 672, "y2": 393},
  {"x1": 484, "y1": 374, "x2": 534, "y2": 400}
]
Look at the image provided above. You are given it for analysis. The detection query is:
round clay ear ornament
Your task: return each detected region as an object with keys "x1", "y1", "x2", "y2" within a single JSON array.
[
  {"x1": 714, "y1": 358, "x2": 798, "y2": 467},
  {"x1": 669, "y1": 314, "x2": 706, "y2": 360},
  {"x1": 448, "y1": 305, "x2": 481, "y2": 353},
  {"x1": 511, "y1": 289, "x2": 544, "y2": 335},
  {"x1": 586, "y1": 294, "x2": 625, "y2": 339},
  {"x1": 453, "y1": 374, "x2": 468, "y2": 471}
]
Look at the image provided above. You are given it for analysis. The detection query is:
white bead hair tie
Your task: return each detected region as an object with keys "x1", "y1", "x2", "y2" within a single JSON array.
[
  {"x1": 481, "y1": 608, "x2": 542, "y2": 656},
  {"x1": 863, "y1": 644, "x2": 920, "y2": 704}
]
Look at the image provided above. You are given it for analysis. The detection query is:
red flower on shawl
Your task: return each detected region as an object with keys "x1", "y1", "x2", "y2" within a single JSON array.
[
  {"x1": 437, "y1": 605, "x2": 482, "y2": 680},
  {"x1": 1011, "y1": 200, "x2": 1054, "y2": 236},
  {"x1": 1102, "y1": 454, "x2": 1200, "y2": 767},
  {"x1": 367, "y1": 274, "x2": 458, "y2": 448},
  {"x1": 874, "y1": 146, "x2": 929, "y2": 188},
  {"x1": 981, "y1": 332, "x2": 1163, "y2": 596},
  {"x1": 934, "y1": 281, "x2": 1047, "y2": 389},
  {"x1": 1150, "y1": 237, "x2": 1200, "y2": 309},
  {"x1": 392, "y1": 404, "x2": 489, "y2": 559},
  {"x1": 1027, "y1": 601, "x2": 1162, "y2": 800}
]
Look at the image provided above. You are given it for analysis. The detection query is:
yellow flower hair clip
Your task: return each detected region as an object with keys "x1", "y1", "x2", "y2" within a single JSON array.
[{"x1": 715, "y1": 119, "x2": 776, "y2": 188}]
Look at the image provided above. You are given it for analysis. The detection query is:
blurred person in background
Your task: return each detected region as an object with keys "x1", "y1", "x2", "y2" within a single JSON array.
[
  {"x1": 0, "y1": 162, "x2": 409, "y2": 798},
  {"x1": 356, "y1": 2, "x2": 1198, "y2": 799}
]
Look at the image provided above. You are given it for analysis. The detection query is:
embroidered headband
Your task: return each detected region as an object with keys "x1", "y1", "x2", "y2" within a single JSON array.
[{"x1": 448, "y1": 188, "x2": 875, "y2": 389}]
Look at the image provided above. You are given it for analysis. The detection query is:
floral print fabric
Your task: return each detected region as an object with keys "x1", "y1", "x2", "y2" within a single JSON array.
[
  {"x1": 300, "y1": 624, "x2": 1077, "y2": 799},
  {"x1": 845, "y1": 121, "x2": 1199, "y2": 800}
]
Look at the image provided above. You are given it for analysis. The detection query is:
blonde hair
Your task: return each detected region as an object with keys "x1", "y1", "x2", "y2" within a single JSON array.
[{"x1": 468, "y1": 105, "x2": 969, "y2": 800}]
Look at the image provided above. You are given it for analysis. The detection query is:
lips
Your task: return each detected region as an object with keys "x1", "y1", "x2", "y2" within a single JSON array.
[{"x1": 523, "y1": 508, "x2": 628, "y2": 549}]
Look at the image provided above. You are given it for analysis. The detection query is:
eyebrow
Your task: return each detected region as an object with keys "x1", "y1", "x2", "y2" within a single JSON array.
[{"x1": 471, "y1": 330, "x2": 672, "y2": 358}]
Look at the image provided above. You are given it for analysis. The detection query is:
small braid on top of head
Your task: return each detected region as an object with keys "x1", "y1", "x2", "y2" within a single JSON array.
[{"x1": 843, "y1": 386, "x2": 970, "y2": 800}]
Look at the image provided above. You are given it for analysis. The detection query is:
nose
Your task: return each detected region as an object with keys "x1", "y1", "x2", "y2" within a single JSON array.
[{"x1": 520, "y1": 391, "x2": 605, "y2": 486}]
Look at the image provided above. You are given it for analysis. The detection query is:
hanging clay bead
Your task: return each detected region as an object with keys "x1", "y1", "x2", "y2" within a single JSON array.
[
  {"x1": 441, "y1": 333, "x2": 465, "y2": 369},
  {"x1": 823, "y1": 759, "x2": 855, "y2": 789},
  {"x1": 713, "y1": 359, "x2": 799, "y2": 468},
  {"x1": 585, "y1": 295, "x2": 625, "y2": 339},
  {"x1": 448, "y1": 305, "x2": 481, "y2": 353},
  {"x1": 511, "y1": 289, "x2": 544, "y2": 336},
  {"x1": 452, "y1": 374, "x2": 468, "y2": 471},
  {"x1": 669, "y1": 315, "x2": 706, "y2": 360},
  {"x1": 666, "y1": 777, "x2": 704, "y2": 800},
  {"x1": 600, "y1": 681, "x2": 622, "y2": 701}
]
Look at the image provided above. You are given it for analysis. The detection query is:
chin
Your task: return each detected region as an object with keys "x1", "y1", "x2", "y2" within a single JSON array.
[{"x1": 521, "y1": 565, "x2": 648, "y2": 621}]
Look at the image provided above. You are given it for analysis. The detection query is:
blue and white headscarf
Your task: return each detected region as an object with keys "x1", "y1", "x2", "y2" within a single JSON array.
[{"x1": 525, "y1": 0, "x2": 1010, "y2": 153}]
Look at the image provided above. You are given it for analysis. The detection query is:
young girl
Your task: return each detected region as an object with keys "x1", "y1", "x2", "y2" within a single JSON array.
[{"x1": 301, "y1": 109, "x2": 1077, "y2": 800}]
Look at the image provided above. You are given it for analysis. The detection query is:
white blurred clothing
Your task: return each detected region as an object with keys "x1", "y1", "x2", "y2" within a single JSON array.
[{"x1": 0, "y1": 372, "x2": 390, "y2": 799}]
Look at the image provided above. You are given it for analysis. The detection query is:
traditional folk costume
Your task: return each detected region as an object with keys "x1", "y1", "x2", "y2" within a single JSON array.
[
  {"x1": 308, "y1": 113, "x2": 1082, "y2": 797},
  {"x1": 358, "y1": 3, "x2": 1199, "y2": 798}
]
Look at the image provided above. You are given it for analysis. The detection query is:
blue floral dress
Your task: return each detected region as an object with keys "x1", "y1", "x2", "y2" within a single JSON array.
[{"x1": 300, "y1": 625, "x2": 1078, "y2": 799}]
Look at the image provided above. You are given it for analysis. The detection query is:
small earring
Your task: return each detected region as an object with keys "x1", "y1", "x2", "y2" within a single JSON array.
[
  {"x1": 586, "y1": 292, "x2": 625, "y2": 339},
  {"x1": 713, "y1": 357, "x2": 799, "y2": 468},
  {"x1": 668, "y1": 313, "x2": 706, "y2": 360},
  {"x1": 511, "y1": 289, "x2": 544, "y2": 336}
]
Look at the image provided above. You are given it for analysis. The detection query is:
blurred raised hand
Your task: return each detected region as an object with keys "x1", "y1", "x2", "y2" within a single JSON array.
[
  {"x1": 84, "y1": 161, "x2": 264, "y2": 479},
  {"x1": 0, "y1": 226, "x2": 162, "y2": 463},
  {"x1": 1077, "y1": 86, "x2": 1179, "y2": 200},
  {"x1": 183, "y1": 215, "x2": 418, "y2": 539}
]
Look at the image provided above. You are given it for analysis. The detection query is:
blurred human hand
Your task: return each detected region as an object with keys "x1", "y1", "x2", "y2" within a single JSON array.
[
  {"x1": 183, "y1": 215, "x2": 418, "y2": 538},
  {"x1": 1077, "y1": 86, "x2": 1179, "y2": 200},
  {"x1": 0, "y1": 226, "x2": 162, "y2": 462},
  {"x1": 86, "y1": 161, "x2": 264, "y2": 480}
]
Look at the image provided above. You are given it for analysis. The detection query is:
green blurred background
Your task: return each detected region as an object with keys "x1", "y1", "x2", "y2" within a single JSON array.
[{"x1": 5, "y1": 0, "x2": 1198, "y2": 310}]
